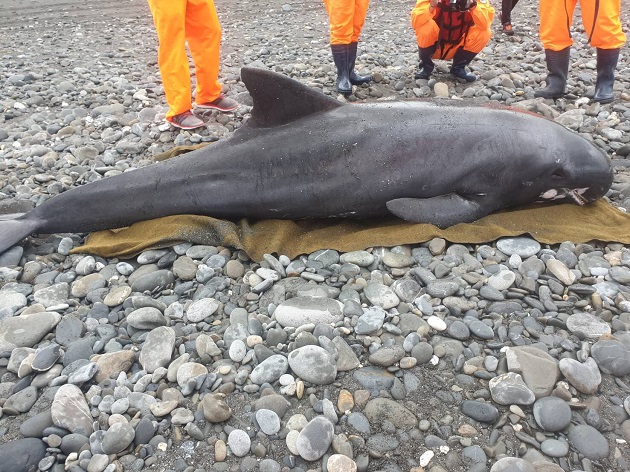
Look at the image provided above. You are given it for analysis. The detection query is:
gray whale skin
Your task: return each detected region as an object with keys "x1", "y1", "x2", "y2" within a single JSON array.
[{"x1": 0, "y1": 66, "x2": 613, "y2": 254}]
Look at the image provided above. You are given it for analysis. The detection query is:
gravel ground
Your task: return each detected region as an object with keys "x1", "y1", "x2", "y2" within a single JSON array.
[{"x1": 1, "y1": 1, "x2": 630, "y2": 472}]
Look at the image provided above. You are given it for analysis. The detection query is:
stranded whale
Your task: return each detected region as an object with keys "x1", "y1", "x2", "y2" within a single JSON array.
[{"x1": 0, "y1": 67, "x2": 613, "y2": 254}]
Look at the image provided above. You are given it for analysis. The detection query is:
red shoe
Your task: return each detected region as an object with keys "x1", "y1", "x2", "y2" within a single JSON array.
[
  {"x1": 502, "y1": 23, "x2": 514, "y2": 36},
  {"x1": 167, "y1": 111, "x2": 205, "y2": 130},
  {"x1": 196, "y1": 94, "x2": 239, "y2": 112}
]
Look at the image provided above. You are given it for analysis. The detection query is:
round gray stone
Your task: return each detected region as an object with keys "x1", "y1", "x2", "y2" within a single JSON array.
[
  {"x1": 496, "y1": 237, "x2": 541, "y2": 258},
  {"x1": 256, "y1": 409, "x2": 281, "y2": 435},
  {"x1": 541, "y1": 438, "x2": 569, "y2": 457},
  {"x1": 288, "y1": 345, "x2": 337, "y2": 385},
  {"x1": 228, "y1": 429, "x2": 251, "y2": 457},
  {"x1": 591, "y1": 338, "x2": 630, "y2": 376},
  {"x1": 274, "y1": 297, "x2": 344, "y2": 328},
  {"x1": 558, "y1": 357, "x2": 601, "y2": 394},
  {"x1": 568, "y1": 424, "x2": 609, "y2": 460},
  {"x1": 250, "y1": 354, "x2": 289, "y2": 385},
  {"x1": 489, "y1": 373, "x2": 535, "y2": 406},
  {"x1": 566, "y1": 313, "x2": 611, "y2": 339},
  {"x1": 490, "y1": 457, "x2": 536, "y2": 472},
  {"x1": 533, "y1": 396, "x2": 572, "y2": 432},
  {"x1": 101, "y1": 422, "x2": 135, "y2": 454},
  {"x1": 296, "y1": 416, "x2": 334, "y2": 461},
  {"x1": 0, "y1": 438, "x2": 47, "y2": 472},
  {"x1": 460, "y1": 400, "x2": 499, "y2": 423}
]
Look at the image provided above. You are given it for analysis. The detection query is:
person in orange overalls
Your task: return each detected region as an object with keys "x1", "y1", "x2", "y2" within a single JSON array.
[
  {"x1": 411, "y1": 0, "x2": 494, "y2": 82},
  {"x1": 535, "y1": 0, "x2": 626, "y2": 103},
  {"x1": 323, "y1": 0, "x2": 373, "y2": 95},
  {"x1": 147, "y1": 0, "x2": 239, "y2": 130}
]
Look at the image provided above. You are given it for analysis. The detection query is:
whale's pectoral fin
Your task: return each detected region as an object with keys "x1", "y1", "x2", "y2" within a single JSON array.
[{"x1": 386, "y1": 194, "x2": 490, "y2": 228}]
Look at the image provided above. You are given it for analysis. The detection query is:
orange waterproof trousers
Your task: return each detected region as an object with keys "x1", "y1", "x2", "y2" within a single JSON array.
[
  {"x1": 323, "y1": 0, "x2": 370, "y2": 44},
  {"x1": 411, "y1": 0, "x2": 494, "y2": 59},
  {"x1": 539, "y1": 0, "x2": 626, "y2": 51},
  {"x1": 147, "y1": 0, "x2": 223, "y2": 119}
]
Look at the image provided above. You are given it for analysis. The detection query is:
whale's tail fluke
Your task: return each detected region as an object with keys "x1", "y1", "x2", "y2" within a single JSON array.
[{"x1": 0, "y1": 213, "x2": 40, "y2": 255}]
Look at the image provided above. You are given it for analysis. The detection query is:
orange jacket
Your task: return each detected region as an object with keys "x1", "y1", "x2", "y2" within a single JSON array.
[
  {"x1": 411, "y1": 0, "x2": 493, "y2": 33},
  {"x1": 411, "y1": 0, "x2": 494, "y2": 55}
]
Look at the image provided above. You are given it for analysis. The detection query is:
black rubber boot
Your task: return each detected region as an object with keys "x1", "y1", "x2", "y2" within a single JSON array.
[
  {"x1": 534, "y1": 47, "x2": 570, "y2": 99},
  {"x1": 331, "y1": 44, "x2": 352, "y2": 94},
  {"x1": 450, "y1": 49, "x2": 478, "y2": 82},
  {"x1": 415, "y1": 45, "x2": 437, "y2": 79},
  {"x1": 348, "y1": 42, "x2": 372, "y2": 86},
  {"x1": 593, "y1": 48, "x2": 620, "y2": 104}
]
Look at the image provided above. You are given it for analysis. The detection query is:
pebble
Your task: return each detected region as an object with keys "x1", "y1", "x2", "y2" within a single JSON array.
[
  {"x1": 101, "y1": 422, "x2": 135, "y2": 454},
  {"x1": 566, "y1": 312, "x2": 611, "y2": 338},
  {"x1": 505, "y1": 346, "x2": 559, "y2": 398},
  {"x1": 364, "y1": 398, "x2": 417, "y2": 428},
  {"x1": 490, "y1": 457, "x2": 536, "y2": 472},
  {"x1": 541, "y1": 438, "x2": 570, "y2": 457},
  {"x1": 496, "y1": 237, "x2": 540, "y2": 258},
  {"x1": 228, "y1": 429, "x2": 252, "y2": 457},
  {"x1": 533, "y1": 396, "x2": 572, "y2": 432},
  {"x1": 0, "y1": 291, "x2": 27, "y2": 313},
  {"x1": 215, "y1": 439, "x2": 227, "y2": 461},
  {"x1": 139, "y1": 326, "x2": 176, "y2": 373},
  {"x1": 0, "y1": 438, "x2": 47, "y2": 472},
  {"x1": 328, "y1": 454, "x2": 357, "y2": 472},
  {"x1": 591, "y1": 338, "x2": 630, "y2": 376},
  {"x1": 363, "y1": 282, "x2": 400, "y2": 309},
  {"x1": 568, "y1": 424, "x2": 610, "y2": 460},
  {"x1": 256, "y1": 409, "x2": 281, "y2": 435},
  {"x1": 296, "y1": 416, "x2": 334, "y2": 461},
  {"x1": 558, "y1": 357, "x2": 601, "y2": 394},
  {"x1": 488, "y1": 270, "x2": 515, "y2": 290},
  {"x1": 51, "y1": 384, "x2": 93, "y2": 436},
  {"x1": 31, "y1": 343, "x2": 61, "y2": 371},
  {"x1": 355, "y1": 306, "x2": 386, "y2": 335},
  {"x1": 250, "y1": 354, "x2": 289, "y2": 384},
  {"x1": 546, "y1": 259, "x2": 576, "y2": 285},
  {"x1": 427, "y1": 315, "x2": 446, "y2": 331},
  {"x1": 489, "y1": 373, "x2": 535, "y2": 405},
  {"x1": 0, "y1": 311, "x2": 62, "y2": 354},
  {"x1": 186, "y1": 298, "x2": 220, "y2": 323},
  {"x1": 460, "y1": 400, "x2": 499, "y2": 423},
  {"x1": 288, "y1": 345, "x2": 337, "y2": 385}
]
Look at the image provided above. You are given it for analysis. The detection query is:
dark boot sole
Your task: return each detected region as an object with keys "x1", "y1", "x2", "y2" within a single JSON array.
[
  {"x1": 593, "y1": 96, "x2": 613, "y2": 104},
  {"x1": 451, "y1": 73, "x2": 476, "y2": 82},
  {"x1": 350, "y1": 77, "x2": 371, "y2": 86},
  {"x1": 534, "y1": 91, "x2": 564, "y2": 99}
]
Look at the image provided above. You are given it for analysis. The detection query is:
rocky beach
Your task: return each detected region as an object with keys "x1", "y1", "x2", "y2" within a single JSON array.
[{"x1": 1, "y1": 0, "x2": 630, "y2": 471}]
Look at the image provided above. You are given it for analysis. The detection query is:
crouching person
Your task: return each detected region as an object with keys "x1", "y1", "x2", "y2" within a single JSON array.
[{"x1": 411, "y1": 0, "x2": 494, "y2": 82}]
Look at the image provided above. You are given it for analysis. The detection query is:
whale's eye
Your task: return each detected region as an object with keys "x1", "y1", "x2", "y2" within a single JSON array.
[{"x1": 552, "y1": 169, "x2": 565, "y2": 179}]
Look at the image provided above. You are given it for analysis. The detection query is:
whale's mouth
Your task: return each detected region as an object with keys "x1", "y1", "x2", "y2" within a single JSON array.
[{"x1": 539, "y1": 188, "x2": 589, "y2": 205}]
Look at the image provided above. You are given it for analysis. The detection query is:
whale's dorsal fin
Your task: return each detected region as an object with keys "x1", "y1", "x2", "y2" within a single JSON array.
[{"x1": 241, "y1": 66, "x2": 343, "y2": 128}]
